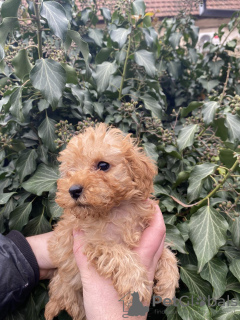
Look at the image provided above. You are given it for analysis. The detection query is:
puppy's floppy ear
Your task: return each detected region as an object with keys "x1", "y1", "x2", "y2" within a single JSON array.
[{"x1": 124, "y1": 137, "x2": 157, "y2": 199}]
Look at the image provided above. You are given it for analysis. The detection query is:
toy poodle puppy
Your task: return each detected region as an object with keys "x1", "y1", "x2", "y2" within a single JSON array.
[{"x1": 45, "y1": 123, "x2": 179, "y2": 320}]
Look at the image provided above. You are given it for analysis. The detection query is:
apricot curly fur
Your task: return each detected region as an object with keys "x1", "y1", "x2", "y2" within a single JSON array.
[{"x1": 45, "y1": 123, "x2": 179, "y2": 320}]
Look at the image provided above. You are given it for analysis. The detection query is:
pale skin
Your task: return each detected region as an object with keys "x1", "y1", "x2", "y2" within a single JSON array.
[{"x1": 26, "y1": 205, "x2": 166, "y2": 320}]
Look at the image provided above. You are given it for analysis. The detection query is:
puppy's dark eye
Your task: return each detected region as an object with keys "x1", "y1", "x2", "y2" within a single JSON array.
[{"x1": 97, "y1": 161, "x2": 110, "y2": 171}]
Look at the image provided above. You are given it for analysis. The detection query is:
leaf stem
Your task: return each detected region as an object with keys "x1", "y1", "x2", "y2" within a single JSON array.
[
  {"x1": 219, "y1": 63, "x2": 231, "y2": 106},
  {"x1": 24, "y1": 45, "x2": 38, "y2": 50},
  {"x1": 21, "y1": 79, "x2": 30, "y2": 88},
  {"x1": 118, "y1": 34, "x2": 131, "y2": 101},
  {"x1": 197, "y1": 158, "x2": 239, "y2": 207},
  {"x1": 33, "y1": 0, "x2": 43, "y2": 59},
  {"x1": 197, "y1": 126, "x2": 207, "y2": 138}
]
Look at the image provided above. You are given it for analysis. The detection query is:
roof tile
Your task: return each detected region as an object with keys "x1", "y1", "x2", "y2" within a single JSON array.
[{"x1": 78, "y1": 0, "x2": 240, "y2": 17}]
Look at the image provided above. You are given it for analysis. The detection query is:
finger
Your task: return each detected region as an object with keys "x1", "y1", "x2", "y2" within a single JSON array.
[
  {"x1": 153, "y1": 234, "x2": 166, "y2": 267},
  {"x1": 135, "y1": 205, "x2": 166, "y2": 262}
]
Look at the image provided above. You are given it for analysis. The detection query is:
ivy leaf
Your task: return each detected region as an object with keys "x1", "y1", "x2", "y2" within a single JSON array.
[
  {"x1": 199, "y1": 79, "x2": 219, "y2": 93},
  {"x1": 219, "y1": 148, "x2": 235, "y2": 168},
  {"x1": 177, "y1": 124, "x2": 199, "y2": 151},
  {"x1": 200, "y1": 257, "x2": 228, "y2": 299},
  {"x1": 100, "y1": 7, "x2": 111, "y2": 21},
  {"x1": 164, "y1": 145, "x2": 182, "y2": 160},
  {"x1": 223, "y1": 245, "x2": 240, "y2": 262},
  {"x1": 229, "y1": 215, "x2": 240, "y2": 249},
  {"x1": 162, "y1": 198, "x2": 175, "y2": 212},
  {"x1": 226, "y1": 40, "x2": 237, "y2": 50},
  {"x1": 61, "y1": 63, "x2": 78, "y2": 84},
  {"x1": 12, "y1": 49, "x2": 32, "y2": 80},
  {"x1": 25, "y1": 294, "x2": 38, "y2": 320},
  {"x1": 134, "y1": 50, "x2": 156, "y2": 77},
  {"x1": 93, "y1": 61, "x2": 117, "y2": 93},
  {"x1": 47, "y1": 198, "x2": 63, "y2": 219},
  {"x1": 177, "y1": 221, "x2": 189, "y2": 242},
  {"x1": 0, "y1": 179, "x2": 11, "y2": 194},
  {"x1": 96, "y1": 48, "x2": 114, "y2": 64},
  {"x1": 30, "y1": 59, "x2": 66, "y2": 109},
  {"x1": 141, "y1": 93, "x2": 162, "y2": 118},
  {"x1": 189, "y1": 48, "x2": 198, "y2": 64},
  {"x1": 164, "y1": 214, "x2": 177, "y2": 225},
  {"x1": 165, "y1": 306, "x2": 181, "y2": 320},
  {"x1": 165, "y1": 224, "x2": 188, "y2": 254},
  {"x1": 22, "y1": 99, "x2": 33, "y2": 120},
  {"x1": 40, "y1": 1, "x2": 69, "y2": 41},
  {"x1": 225, "y1": 113, "x2": 240, "y2": 142},
  {"x1": 80, "y1": 8, "x2": 91, "y2": 24},
  {"x1": 24, "y1": 214, "x2": 52, "y2": 236},
  {"x1": 65, "y1": 30, "x2": 89, "y2": 63},
  {"x1": 177, "y1": 294, "x2": 212, "y2": 320},
  {"x1": 180, "y1": 265, "x2": 212, "y2": 298},
  {"x1": 169, "y1": 32, "x2": 182, "y2": 49},
  {"x1": 0, "y1": 45, "x2": 5, "y2": 62},
  {"x1": 202, "y1": 101, "x2": 220, "y2": 125},
  {"x1": 174, "y1": 171, "x2": 190, "y2": 188},
  {"x1": 167, "y1": 60, "x2": 181, "y2": 79},
  {"x1": 142, "y1": 28, "x2": 156, "y2": 47},
  {"x1": 214, "y1": 117, "x2": 228, "y2": 141},
  {"x1": 36, "y1": 100, "x2": 48, "y2": 113},
  {"x1": 0, "y1": 192, "x2": 15, "y2": 205},
  {"x1": 88, "y1": 28, "x2": 104, "y2": 47},
  {"x1": 208, "y1": 60, "x2": 224, "y2": 77},
  {"x1": 22, "y1": 164, "x2": 59, "y2": 196},
  {"x1": 143, "y1": 142, "x2": 158, "y2": 162},
  {"x1": 226, "y1": 273, "x2": 240, "y2": 293},
  {"x1": 131, "y1": 0, "x2": 146, "y2": 16},
  {"x1": 1, "y1": 0, "x2": 21, "y2": 18},
  {"x1": 110, "y1": 28, "x2": 131, "y2": 49},
  {"x1": 93, "y1": 102, "x2": 104, "y2": 118},
  {"x1": 9, "y1": 202, "x2": 32, "y2": 231},
  {"x1": 189, "y1": 206, "x2": 228, "y2": 272},
  {"x1": 187, "y1": 163, "x2": 217, "y2": 202},
  {"x1": 22, "y1": 130, "x2": 38, "y2": 141},
  {"x1": 9, "y1": 87, "x2": 24, "y2": 121},
  {"x1": 181, "y1": 101, "x2": 203, "y2": 118},
  {"x1": 37, "y1": 145, "x2": 49, "y2": 165},
  {"x1": 0, "y1": 17, "x2": 19, "y2": 47},
  {"x1": 16, "y1": 149, "x2": 38, "y2": 183},
  {"x1": 38, "y1": 115, "x2": 57, "y2": 152},
  {"x1": 213, "y1": 305, "x2": 240, "y2": 320},
  {"x1": 154, "y1": 185, "x2": 169, "y2": 196},
  {"x1": 229, "y1": 259, "x2": 240, "y2": 282}
]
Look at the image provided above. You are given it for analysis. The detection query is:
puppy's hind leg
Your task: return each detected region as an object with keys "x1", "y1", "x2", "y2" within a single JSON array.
[
  {"x1": 45, "y1": 271, "x2": 85, "y2": 320},
  {"x1": 45, "y1": 272, "x2": 64, "y2": 320},
  {"x1": 65, "y1": 293, "x2": 85, "y2": 320},
  {"x1": 153, "y1": 247, "x2": 179, "y2": 301}
]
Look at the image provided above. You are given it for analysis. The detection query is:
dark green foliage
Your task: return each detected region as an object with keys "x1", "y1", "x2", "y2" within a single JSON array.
[{"x1": 1, "y1": 0, "x2": 240, "y2": 318}]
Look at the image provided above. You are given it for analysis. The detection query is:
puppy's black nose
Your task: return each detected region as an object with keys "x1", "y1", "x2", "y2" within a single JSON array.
[{"x1": 69, "y1": 185, "x2": 83, "y2": 200}]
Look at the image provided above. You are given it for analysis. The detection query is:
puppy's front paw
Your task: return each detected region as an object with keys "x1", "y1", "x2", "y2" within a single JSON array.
[
  {"x1": 122, "y1": 284, "x2": 152, "y2": 311},
  {"x1": 117, "y1": 274, "x2": 152, "y2": 307},
  {"x1": 45, "y1": 301, "x2": 59, "y2": 320}
]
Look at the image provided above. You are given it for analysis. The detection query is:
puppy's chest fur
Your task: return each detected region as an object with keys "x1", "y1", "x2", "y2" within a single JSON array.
[{"x1": 80, "y1": 202, "x2": 155, "y2": 248}]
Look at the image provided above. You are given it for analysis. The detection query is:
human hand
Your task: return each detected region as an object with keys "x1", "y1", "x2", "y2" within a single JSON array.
[
  {"x1": 26, "y1": 232, "x2": 56, "y2": 280},
  {"x1": 73, "y1": 205, "x2": 166, "y2": 320}
]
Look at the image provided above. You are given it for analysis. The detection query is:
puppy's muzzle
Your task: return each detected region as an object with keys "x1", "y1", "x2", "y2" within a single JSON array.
[{"x1": 69, "y1": 185, "x2": 83, "y2": 200}]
